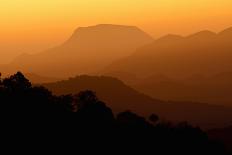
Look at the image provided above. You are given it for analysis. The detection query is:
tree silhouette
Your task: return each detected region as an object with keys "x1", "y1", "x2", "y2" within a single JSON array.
[
  {"x1": 149, "y1": 113, "x2": 159, "y2": 124},
  {"x1": 117, "y1": 110, "x2": 152, "y2": 129},
  {"x1": 75, "y1": 90, "x2": 114, "y2": 127},
  {"x1": 0, "y1": 72, "x2": 72, "y2": 114},
  {"x1": 0, "y1": 72, "x2": 229, "y2": 155},
  {"x1": 2, "y1": 72, "x2": 31, "y2": 91}
]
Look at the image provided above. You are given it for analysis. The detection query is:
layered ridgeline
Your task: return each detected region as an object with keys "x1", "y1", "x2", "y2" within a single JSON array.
[
  {"x1": 103, "y1": 27, "x2": 232, "y2": 106},
  {"x1": 1, "y1": 24, "x2": 153, "y2": 77},
  {"x1": 0, "y1": 72, "x2": 229, "y2": 154},
  {"x1": 132, "y1": 72, "x2": 232, "y2": 106},
  {"x1": 24, "y1": 73, "x2": 61, "y2": 84},
  {"x1": 43, "y1": 75, "x2": 232, "y2": 130},
  {"x1": 105, "y1": 27, "x2": 232, "y2": 77}
]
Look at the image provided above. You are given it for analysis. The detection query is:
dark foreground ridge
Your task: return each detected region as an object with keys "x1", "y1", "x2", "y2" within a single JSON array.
[{"x1": 0, "y1": 72, "x2": 230, "y2": 154}]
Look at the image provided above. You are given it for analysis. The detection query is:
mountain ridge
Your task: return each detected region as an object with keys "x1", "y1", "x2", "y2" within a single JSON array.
[
  {"x1": 1, "y1": 24, "x2": 154, "y2": 77},
  {"x1": 43, "y1": 75, "x2": 232, "y2": 129},
  {"x1": 104, "y1": 26, "x2": 232, "y2": 78}
]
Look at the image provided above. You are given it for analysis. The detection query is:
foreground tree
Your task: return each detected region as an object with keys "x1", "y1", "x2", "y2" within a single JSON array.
[{"x1": 0, "y1": 72, "x2": 229, "y2": 154}]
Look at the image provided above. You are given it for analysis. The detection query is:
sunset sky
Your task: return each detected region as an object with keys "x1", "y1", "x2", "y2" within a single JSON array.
[{"x1": 0, "y1": 0, "x2": 232, "y2": 63}]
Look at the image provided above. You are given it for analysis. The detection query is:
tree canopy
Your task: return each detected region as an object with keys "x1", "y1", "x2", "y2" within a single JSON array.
[{"x1": 0, "y1": 72, "x2": 228, "y2": 154}]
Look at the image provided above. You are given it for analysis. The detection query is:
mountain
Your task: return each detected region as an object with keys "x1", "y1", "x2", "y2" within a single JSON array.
[
  {"x1": 24, "y1": 73, "x2": 61, "y2": 84},
  {"x1": 43, "y1": 75, "x2": 232, "y2": 129},
  {"x1": 104, "y1": 27, "x2": 232, "y2": 78},
  {"x1": 219, "y1": 27, "x2": 232, "y2": 37},
  {"x1": 155, "y1": 34, "x2": 184, "y2": 43},
  {"x1": 132, "y1": 72, "x2": 232, "y2": 106},
  {"x1": 103, "y1": 27, "x2": 232, "y2": 106},
  {"x1": 1, "y1": 24, "x2": 153, "y2": 77},
  {"x1": 0, "y1": 71, "x2": 61, "y2": 84}
]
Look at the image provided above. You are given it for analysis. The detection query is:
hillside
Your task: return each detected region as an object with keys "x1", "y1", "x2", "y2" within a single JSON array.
[
  {"x1": 105, "y1": 27, "x2": 232, "y2": 77},
  {"x1": 103, "y1": 27, "x2": 232, "y2": 106},
  {"x1": 24, "y1": 73, "x2": 61, "y2": 84},
  {"x1": 43, "y1": 75, "x2": 232, "y2": 129},
  {"x1": 133, "y1": 72, "x2": 232, "y2": 106},
  {"x1": 1, "y1": 24, "x2": 153, "y2": 77}
]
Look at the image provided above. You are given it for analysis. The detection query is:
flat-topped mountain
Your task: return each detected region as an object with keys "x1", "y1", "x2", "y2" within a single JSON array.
[{"x1": 1, "y1": 24, "x2": 153, "y2": 77}]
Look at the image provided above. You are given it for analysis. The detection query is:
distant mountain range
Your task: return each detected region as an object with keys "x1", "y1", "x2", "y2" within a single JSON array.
[
  {"x1": 0, "y1": 24, "x2": 153, "y2": 77},
  {"x1": 102, "y1": 27, "x2": 232, "y2": 106},
  {"x1": 132, "y1": 72, "x2": 232, "y2": 106},
  {"x1": 24, "y1": 73, "x2": 61, "y2": 84},
  {"x1": 43, "y1": 75, "x2": 232, "y2": 130},
  {"x1": 1, "y1": 24, "x2": 232, "y2": 107},
  {"x1": 104, "y1": 27, "x2": 232, "y2": 78},
  {"x1": 2, "y1": 25, "x2": 232, "y2": 80}
]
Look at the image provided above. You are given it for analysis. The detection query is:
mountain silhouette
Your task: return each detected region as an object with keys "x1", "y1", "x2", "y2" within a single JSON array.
[
  {"x1": 24, "y1": 73, "x2": 61, "y2": 84},
  {"x1": 186, "y1": 30, "x2": 217, "y2": 40},
  {"x1": 1, "y1": 24, "x2": 153, "y2": 77},
  {"x1": 132, "y1": 72, "x2": 232, "y2": 106},
  {"x1": 219, "y1": 27, "x2": 232, "y2": 36},
  {"x1": 43, "y1": 75, "x2": 232, "y2": 129},
  {"x1": 156, "y1": 34, "x2": 184, "y2": 43},
  {"x1": 103, "y1": 27, "x2": 232, "y2": 106},
  {"x1": 1, "y1": 72, "x2": 228, "y2": 154},
  {"x1": 104, "y1": 27, "x2": 232, "y2": 78}
]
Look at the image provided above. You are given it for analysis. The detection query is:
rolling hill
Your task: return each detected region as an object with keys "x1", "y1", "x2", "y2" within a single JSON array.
[
  {"x1": 43, "y1": 75, "x2": 232, "y2": 129},
  {"x1": 104, "y1": 27, "x2": 232, "y2": 78},
  {"x1": 24, "y1": 73, "x2": 61, "y2": 84},
  {"x1": 103, "y1": 27, "x2": 232, "y2": 106},
  {"x1": 132, "y1": 72, "x2": 232, "y2": 106}
]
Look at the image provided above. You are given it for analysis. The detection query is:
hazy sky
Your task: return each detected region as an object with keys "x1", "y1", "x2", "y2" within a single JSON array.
[{"x1": 0, "y1": 0, "x2": 232, "y2": 63}]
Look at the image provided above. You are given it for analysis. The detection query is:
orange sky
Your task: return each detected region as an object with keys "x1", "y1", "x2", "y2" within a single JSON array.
[{"x1": 0, "y1": 0, "x2": 232, "y2": 63}]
